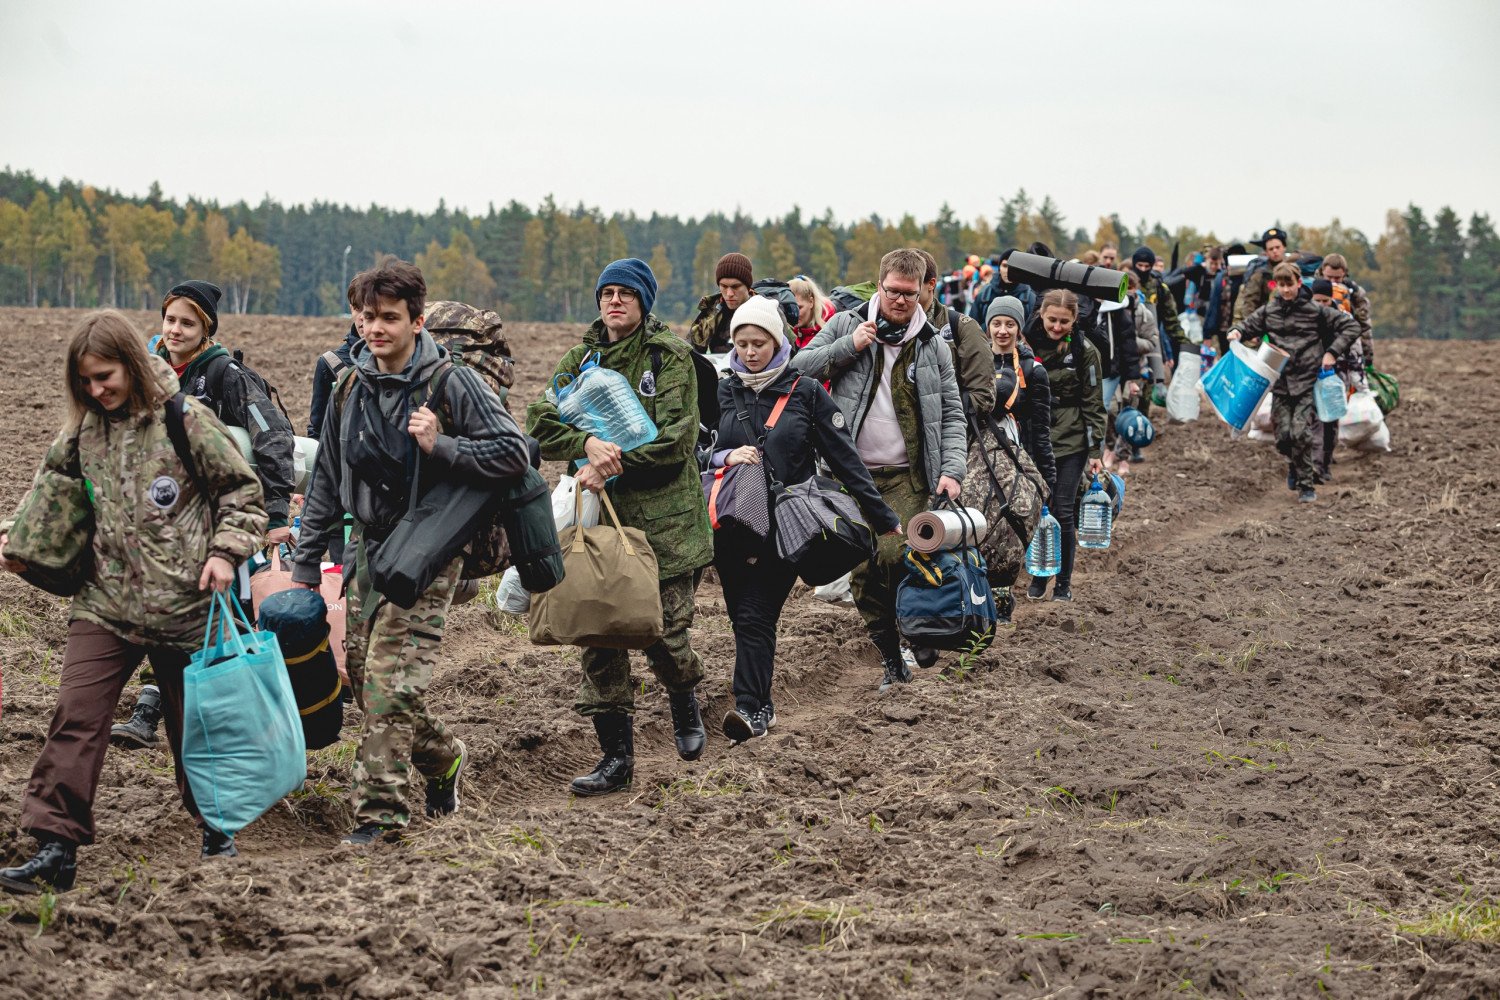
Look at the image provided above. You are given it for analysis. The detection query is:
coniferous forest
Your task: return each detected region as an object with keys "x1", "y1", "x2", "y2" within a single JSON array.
[{"x1": 0, "y1": 168, "x2": 1495, "y2": 338}]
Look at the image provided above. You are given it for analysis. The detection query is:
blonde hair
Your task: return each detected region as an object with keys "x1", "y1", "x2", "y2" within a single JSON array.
[
  {"x1": 1272, "y1": 261, "x2": 1302, "y2": 285},
  {"x1": 1080, "y1": 250, "x2": 1100, "y2": 266},
  {"x1": 66, "y1": 311, "x2": 165, "y2": 430},
  {"x1": 788, "y1": 276, "x2": 830, "y2": 328},
  {"x1": 878, "y1": 248, "x2": 926, "y2": 285}
]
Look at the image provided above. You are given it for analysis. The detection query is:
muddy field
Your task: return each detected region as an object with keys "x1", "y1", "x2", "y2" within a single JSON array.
[{"x1": 0, "y1": 306, "x2": 1496, "y2": 999}]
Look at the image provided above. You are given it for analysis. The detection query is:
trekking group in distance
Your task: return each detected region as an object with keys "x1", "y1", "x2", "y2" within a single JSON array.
[{"x1": 0, "y1": 226, "x2": 1397, "y2": 894}]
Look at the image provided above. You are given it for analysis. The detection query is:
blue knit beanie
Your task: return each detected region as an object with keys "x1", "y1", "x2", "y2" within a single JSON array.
[{"x1": 595, "y1": 258, "x2": 657, "y2": 315}]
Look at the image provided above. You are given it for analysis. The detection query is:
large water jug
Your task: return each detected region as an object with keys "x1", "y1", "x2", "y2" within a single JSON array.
[
  {"x1": 1077, "y1": 477, "x2": 1113, "y2": 550},
  {"x1": 1314, "y1": 368, "x2": 1347, "y2": 422},
  {"x1": 1025, "y1": 506, "x2": 1061, "y2": 577},
  {"x1": 554, "y1": 354, "x2": 658, "y2": 453}
]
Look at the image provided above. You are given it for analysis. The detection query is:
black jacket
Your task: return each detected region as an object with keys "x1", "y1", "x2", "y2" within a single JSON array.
[
  {"x1": 1086, "y1": 301, "x2": 1141, "y2": 381},
  {"x1": 307, "y1": 323, "x2": 362, "y2": 437},
  {"x1": 990, "y1": 342, "x2": 1057, "y2": 496},
  {"x1": 712, "y1": 368, "x2": 901, "y2": 534}
]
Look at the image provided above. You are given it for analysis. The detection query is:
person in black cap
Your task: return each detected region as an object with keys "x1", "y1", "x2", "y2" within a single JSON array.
[{"x1": 1234, "y1": 228, "x2": 1291, "y2": 325}]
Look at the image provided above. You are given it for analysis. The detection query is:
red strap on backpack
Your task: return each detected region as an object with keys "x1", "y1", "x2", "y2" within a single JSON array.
[
  {"x1": 765, "y1": 377, "x2": 799, "y2": 430},
  {"x1": 707, "y1": 468, "x2": 728, "y2": 530}
]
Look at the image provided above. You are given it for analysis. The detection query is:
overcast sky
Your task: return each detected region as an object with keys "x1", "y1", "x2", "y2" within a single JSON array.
[{"x1": 3, "y1": 0, "x2": 1496, "y2": 245}]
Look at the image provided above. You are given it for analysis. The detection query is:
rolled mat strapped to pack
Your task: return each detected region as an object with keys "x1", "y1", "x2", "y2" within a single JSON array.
[
  {"x1": 906, "y1": 505, "x2": 989, "y2": 554},
  {"x1": 182, "y1": 592, "x2": 307, "y2": 838},
  {"x1": 256, "y1": 587, "x2": 344, "y2": 750},
  {"x1": 1004, "y1": 252, "x2": 1128, "y2": 303}
]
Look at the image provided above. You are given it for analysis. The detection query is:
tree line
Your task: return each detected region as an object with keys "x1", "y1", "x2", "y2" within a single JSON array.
[{"x1": 0, "y1": 168, "x2": 1495, "y2": 339}]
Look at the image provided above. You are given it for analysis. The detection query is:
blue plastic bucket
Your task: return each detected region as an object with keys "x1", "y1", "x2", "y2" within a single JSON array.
[{"x1": 1202, "y1": 341, "x2": 1288, "y2": 431}]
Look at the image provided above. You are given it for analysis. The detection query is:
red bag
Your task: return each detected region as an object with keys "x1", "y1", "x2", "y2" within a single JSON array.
[{"x1": 250, "y1": 550, "x2": 348, "y2": 683}]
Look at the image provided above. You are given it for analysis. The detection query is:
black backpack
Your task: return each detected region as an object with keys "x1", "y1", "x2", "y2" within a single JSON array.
[
  {"x1": 649, "y1": 343, "x2": 723, "y2": 443},
  {"x1": 200, "y1": 350, "x2": 290, "y2": 423}
]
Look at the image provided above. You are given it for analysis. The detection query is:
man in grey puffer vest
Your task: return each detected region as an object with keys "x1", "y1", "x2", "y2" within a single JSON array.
[{"x1": 792, "y1": 248, "x2": 966, "y2": 691}]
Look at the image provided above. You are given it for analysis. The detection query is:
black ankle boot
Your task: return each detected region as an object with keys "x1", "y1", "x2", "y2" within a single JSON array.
[
  {"x1": 1053, "y1": 529, "x2": 1077, "y2": 601},
  {"x1": 201, "y1": 826, "x2": 239, "y2": 860},
  {"x1": 111, "y1": 685, "x2": 163, "y2": 750},
  {"x1": 0, "y1": 838, "x2": 77, "y2": 894},
  {"x1": 667, "y1": 688, "x2": 706, "y2": 762},
  {"x1": 570, "y1": 714, "x2": 634, "y2": 797}
]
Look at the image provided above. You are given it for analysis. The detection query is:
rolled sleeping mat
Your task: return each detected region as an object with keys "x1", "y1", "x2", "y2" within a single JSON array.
[
  {"x1": 1005, "y1": 252, "x2": 1128, "y2": 303},
  {"x1": 224, "y1": 425, "x2": 320, "y2": 493},
  {"x1": 257, "y1": 588, "x2": 343, "y2": 751},
  {"x1": 906, "y1": 507, "x2": 988, "y2": 554}
]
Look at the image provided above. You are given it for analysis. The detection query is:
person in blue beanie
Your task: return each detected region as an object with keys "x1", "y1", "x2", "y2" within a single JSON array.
[{"x1": 525, "y1": 259, "x2": 713, "y2": 797}]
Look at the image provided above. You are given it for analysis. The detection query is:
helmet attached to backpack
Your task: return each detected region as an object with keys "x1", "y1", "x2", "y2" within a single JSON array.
[{"x1": 1115, "y1": 407, "x2": 1155, "y2": 448}]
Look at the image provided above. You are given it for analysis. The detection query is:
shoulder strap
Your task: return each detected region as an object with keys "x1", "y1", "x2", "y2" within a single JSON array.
[
  {"x1": 764, "y1": 377, "x2": 800, "y2": 430},
  {"x1": 165, "y1": 393, "x2": 215, "y2": 513},
  {"x1": 321, "y1": 350, "x2": 346, "y2": 374},
  {"x1": 649, "y1": 343, "x2": 663, "y2": 382},
  {"x1": 426, "y1": 362, "x2": 458, "y2": 430}
]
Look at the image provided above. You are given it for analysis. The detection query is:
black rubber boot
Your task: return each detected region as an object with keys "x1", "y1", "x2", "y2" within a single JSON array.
[
  {"x1": 0, "y1": 838, "x2": 77, "y2": 894},
  {"x1": 570, "y1": 714, "x2": 634, "y2": 797},
  {"x1": 667, "y1": 688, "x2": 706, "y2": 762},
  {"x1": 1053, "y1": 529, "x2": 1076, "y2": 602},
  {"x1": 201, "y1": 827, "x2": 239, "y2": 860},
  {"x1": 110, "y1": 685, "x2": 163, "y2": 750}
]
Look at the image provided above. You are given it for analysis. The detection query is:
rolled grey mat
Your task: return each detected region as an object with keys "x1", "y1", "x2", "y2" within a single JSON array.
[
  {"x1": 1007, "y1": 252, "x2": 1128, "y2": 303},
  {"x1": 906, "y1": 507, "x2": 988, "y2": 554}
]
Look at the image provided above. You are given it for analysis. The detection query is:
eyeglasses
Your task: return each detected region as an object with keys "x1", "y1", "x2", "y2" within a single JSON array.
[
  {"x1": 599, "y1": 288, "x2": 638, "y2": 303},
  {"x1": 880, "y1": 285, "x2": 919, "y2": 302}
]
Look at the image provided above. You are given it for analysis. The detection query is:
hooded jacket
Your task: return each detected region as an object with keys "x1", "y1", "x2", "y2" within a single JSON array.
[
  {"x1": 790, "y1": 301, "x2": 967, "y2": 492},
  {"x1": 4, "y1": 357, "x2": 267, "y2": 651},
  {"x1": 1086, "y1": 300, "x2": 1142, "y2": 382},
  {"x1": 526, "y1": 316, "x2": 714, "y2": 580},
  {"x1": 1028, "y1": 327, "x2": 1106, "y2": 461},
  {"x1": 161, "y1": 340, "x2": 296, "y2": 529},
  {"x1": 969, "y1": 277, "x2": 1037, "y2": 328},
  {"x1": 991, "y1": 340, "x2": 1056, "y2": 495},
  {"x1": 290, "y1": 329, "x2": 531, "y2": 586},
  {"x1": 1237, "y1": 286, "x2": 1361, "y2": 397},
  {"x1": 308, "y1": 322, "x2": 362, "y2": 437}
]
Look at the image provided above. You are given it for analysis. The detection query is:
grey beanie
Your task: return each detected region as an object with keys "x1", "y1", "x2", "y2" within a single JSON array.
[{"x1": 985, "y1": 295, "x2": 1025, "y2": 330}]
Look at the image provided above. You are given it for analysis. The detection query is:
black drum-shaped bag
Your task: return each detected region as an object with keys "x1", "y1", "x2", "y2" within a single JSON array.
[
  {"x1": 257, "y1": 588, "x2": 343, "y2": 750},
  {"x1": 771, "y1": 475, "x2": 875, "y2": 587}
]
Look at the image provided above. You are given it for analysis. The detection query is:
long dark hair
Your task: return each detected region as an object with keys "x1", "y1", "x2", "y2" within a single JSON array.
[{"x1": 65, "y1": 310, "x2": 164, "y2": 430}]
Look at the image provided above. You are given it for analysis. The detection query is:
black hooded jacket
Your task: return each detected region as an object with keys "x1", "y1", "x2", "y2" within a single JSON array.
[{"x1": 307, "y1": 323, "x2": 362, "y2": 437}]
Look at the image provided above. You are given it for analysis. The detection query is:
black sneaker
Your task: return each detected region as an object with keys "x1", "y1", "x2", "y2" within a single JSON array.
[
  {"x1": 201, "y1": 827, "x2": 238, "y2": 860},
  {"x1": 1298, "y1": 488, "x2": 1317, "y2": 503},
  {"x1": 341, "y1": 822, "x2": 400, "y2": 848},
  {"x1": 425, "y1": 739, "x2": 466, "y2": 818},
  {"x1": 913, "y1": 646, "x2": 939, "y2": 669},
  {"x1": 1026, "y1": 577, "x2": 1048, "y2": 601},
  {"x1": 761, "y1": 704, "x2": 777, "y2": 730},
  {"x1": 722, "y1": 706, "x2": 767, "y2": 745},
  {"x1": 1052, "y1": 584, "x2": 1073, "y2": 602},
  {"x1": 878, "y1": 656, "x2": 912, "y2": 693}
]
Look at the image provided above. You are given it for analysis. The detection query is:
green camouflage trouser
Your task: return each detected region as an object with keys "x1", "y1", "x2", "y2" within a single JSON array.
[
  {"x1": 345, "y1": 527, "x2": 463, "y2": 828},
  {"x1": 1272, "y1": 390, "x2": 1316, "y2": 491},
  {"x1": 851, "y1": 467, "x2": 931, "y2": 637},
  {"x1": 575, "y1": 569, "x2": 705, "y2": 717}
]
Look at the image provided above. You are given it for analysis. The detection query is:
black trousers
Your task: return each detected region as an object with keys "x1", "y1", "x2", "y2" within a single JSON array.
[
  {"x1": 1052, "y1": 451, "x2": 1088, "y2": 589},
  {"x1": 714, "y1": 528, "x2": 799, "y2": 712}
]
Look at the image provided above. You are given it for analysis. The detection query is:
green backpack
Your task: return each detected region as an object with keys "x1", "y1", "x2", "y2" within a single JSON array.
[{"x1": 1366, "y1": 366, "x2": 1399, "y2": 415}]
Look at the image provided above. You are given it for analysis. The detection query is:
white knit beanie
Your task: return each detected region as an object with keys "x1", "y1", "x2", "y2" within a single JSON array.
[{"x1": 729, "y1": 294, "x2": 786, "y2": 347}]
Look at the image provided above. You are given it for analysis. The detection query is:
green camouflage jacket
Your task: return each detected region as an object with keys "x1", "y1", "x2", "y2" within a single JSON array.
[
  {"x1": 689, "y1": 293, "x2": 733, "y2": 353},
  {"x1": 526, "y1": 316, "x2": 712, "y2": 579},
  {"x1": 6, "y1": 357, "x2": 267, "y2": 650}
]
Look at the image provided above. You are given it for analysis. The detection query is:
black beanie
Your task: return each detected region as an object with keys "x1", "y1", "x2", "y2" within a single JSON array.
[
  {"x1": 163, "y1": 280, "x2": 222, "y2": 337},
  {"x1": 1027, "y1": 241, "x2": 1053, "y2": 258},
  {"x1": 1131, "y1": 246, "x2": 1156, "y2": 268},
  {"x1": 1310, "y1": 279, "x2": 1335, "y2": 297}
]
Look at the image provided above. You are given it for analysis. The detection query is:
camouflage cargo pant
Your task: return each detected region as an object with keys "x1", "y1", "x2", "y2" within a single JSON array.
[
  {"x1": 851, "y1": 467, "x2": 930, "y2": 637},
  {"x1": 345, "y1": 528, "x2": 463, "y2": 828},
  {"x1": 575, "y1": 570, "x2": 705, "y2": 716},
  {"x1": 1272, "y1": 390, "x2": 1316, "y2": 491}
]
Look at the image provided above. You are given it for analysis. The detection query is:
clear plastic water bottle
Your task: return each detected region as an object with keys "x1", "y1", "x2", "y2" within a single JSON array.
[
  {"x1": 1077, "y1": 477, "x2": 1113, "y2": 550},
  {"x1": 1314, "y1": 367, "x2": 1347, "y2": 422},
  {"x1": 1026, "y1": 506, "x2": 1061, "y2": 577},
  {"x1": 556, "y1": 354, "x2": 658, "y2": 452}
]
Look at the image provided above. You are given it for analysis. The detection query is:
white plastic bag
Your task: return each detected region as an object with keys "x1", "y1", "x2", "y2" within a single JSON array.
[
  {"x1": 1250, "y1": 393, "x2": 1274, "y2": 433},
  {"x1": 1166, "y1": 353, "x2": 1201, "y2": 422},
  {"x1": 1351, "y1": 419, "x2": 1391, "y2": 453},
  {"x1": 1181, "y1": 311, "x2": 1204, "y2": 346},
  {"x1": 550, "y1": 475, "x2": 601, "y2": 532},
  {"x1": 813, "y1": 573, "x2": 853, "y2": 604},
  {"x1": 494, "y1": 566, "x2": 532, "y2": 613},
  {"x1": 1339, "y1": 390, "x2": 1382, "y2": 446}
]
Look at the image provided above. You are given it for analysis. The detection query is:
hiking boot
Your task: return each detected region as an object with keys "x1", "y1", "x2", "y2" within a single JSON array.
[
  {"x1": 995, "y1": 591, "x2": 1016, "y2": 625},
  {"x1": 667, "y1": 688, "x2": 706, "y2": 762},
  {"x1": 570, "y1": 714, "x2": 634, "y2": 797},
  {"x1": 723, "y1": 705, "x2": 768, "y2": 745},
  {"x1": 1298, "y1": 488, "x2": 1317, "y2": 503},
  {"x1": 110, "y1": 685, "x2": 163, "y2": 750},
  {"x1": 913, "y1": 646, "x2": 939, "y2": 669},
  {"x1": 878, "y1": 656, "x2": 913, "y2": 693},
  {"x1": 201, "y1": 827, "x2": 238, "y2": 860},
  {"x1": 0, "y1": 839, "x2": 76, "y2": 895},
  {"x1": 340, "y1": 822, "x2": 400, "y2": 848},
  {"x1": 425, "y1": 739, "x2": 466, "y2": 818},
  {"x1": 1026, "y1": 577, "x2": 1049, "y2": 601}
]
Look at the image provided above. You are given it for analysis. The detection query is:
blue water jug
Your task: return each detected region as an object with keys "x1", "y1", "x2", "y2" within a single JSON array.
[
  {"x1": 1314, "y1": 368, "x2": 1347, "y2": 422},
  {"x1": 554, "y1": 354, "x2": 658, "y2": 453},
  {"x1": 1026, "y1": 506, "x2": 1061, "y2": 577},
  {"x1": 1078, "y1": 477, "x2": 1113, "y2": 550}
]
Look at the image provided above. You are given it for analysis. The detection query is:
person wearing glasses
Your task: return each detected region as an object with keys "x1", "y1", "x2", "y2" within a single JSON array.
[
  {"x1": 526, "y1": 258, "x2": 714, "y2": 798},
  {"x1": 792, "y1": 248, "x2": 967, "y2": 693}
]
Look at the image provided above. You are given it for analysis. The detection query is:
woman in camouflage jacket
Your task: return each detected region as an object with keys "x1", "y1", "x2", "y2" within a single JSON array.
[{"x1": 0, "y1": 311, "x2": 266, "y2": 893}]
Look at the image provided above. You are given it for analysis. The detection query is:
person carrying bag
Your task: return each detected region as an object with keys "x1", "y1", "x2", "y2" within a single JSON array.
[{"x1": 707, "y1": 296, "x2": 900, "y2": 744}]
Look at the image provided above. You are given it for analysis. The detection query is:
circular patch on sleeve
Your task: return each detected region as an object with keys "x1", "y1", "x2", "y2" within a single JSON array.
[{"x1": 831, "y1": 411, "x2": 845, "y2": 429}]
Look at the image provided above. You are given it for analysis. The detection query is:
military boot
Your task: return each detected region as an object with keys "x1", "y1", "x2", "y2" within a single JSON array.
[
  {"x1": 570, "y1": 714, "x2": 634, "y2": 797},
  {"x1": 667, "y1": 688, "x2": 706, "y2": 761},
  {"x1": 111, "y1": 685, "x2": 163, "y2": 750},
  {"x1": 0, "y1": 839, "x2": 77, "y2": 894}
]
